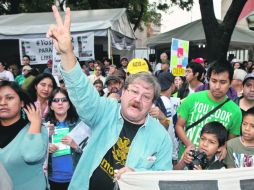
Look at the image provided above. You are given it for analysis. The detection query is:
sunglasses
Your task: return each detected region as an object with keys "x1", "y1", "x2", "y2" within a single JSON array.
[{"x1": 52, "y1": 97, "x2": 68, "y2": 103}]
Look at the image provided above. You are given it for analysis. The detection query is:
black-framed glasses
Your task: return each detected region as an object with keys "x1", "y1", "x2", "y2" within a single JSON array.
[{"x1": 52, "y1": 97, "x2": 68, "y2": 103}]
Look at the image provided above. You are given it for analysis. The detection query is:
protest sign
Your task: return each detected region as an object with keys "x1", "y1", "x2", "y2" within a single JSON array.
[
  {"x1": 73, "y1": 32, "x2": 95, "y2": 61},
  {"x1": 20, "y1": 32, "x2": 94, "y2": 67},
  {"x1": 51, "y1": 128, "x2": 70, "y2": 157},
  {"x1": 52, "y1": 47, "x2": 61, "y2": 76},
  {"x1": 170, "y1": 38, "x2": 189, "y2": 76},
  {"x1": 19, "y1": 38, "x2": 53, "y2": 65},
  {"x1": 68, "y1": 121, "x2": 91, "y2": 145},
  {"x1": 51, "y1": 32, "x2": 95, "y2": 75}
]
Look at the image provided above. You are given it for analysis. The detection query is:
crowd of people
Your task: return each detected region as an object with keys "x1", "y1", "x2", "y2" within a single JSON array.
[{"x1": 0, "y1": 6, "x2": 254, "y2": 190}]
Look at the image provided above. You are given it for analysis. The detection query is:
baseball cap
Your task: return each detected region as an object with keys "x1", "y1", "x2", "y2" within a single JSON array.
[
  {"x1": 157, "y1": 72, "x2": 175, "y2": 91},
  {"x1": 22, "y1": 65, "x2": 32, "y2": 71},
  {"x1": 231, "y1": 58, "x2": 240, "y2": 63},
  {"x1": 120, "y1": 57, "x2": 128, "y2": 62},
  {"x1": 193, "y1": 57, "x2": 204, "y2": 64},
  {"x1": 47, "y1": 59, "x2": 53, "y2": 65},
  {"x1": 233, "y1": 69, "x2": 247, "y2": 81},
  {"x1": 243, "y1": 73, "x2": 254, "y2": 85},
  {"x1": 127, "y1": 58, "x2": 149, "y2": 74},
  {"x1": 105, "y1": 75, "x2": 121, "y2": 85}
]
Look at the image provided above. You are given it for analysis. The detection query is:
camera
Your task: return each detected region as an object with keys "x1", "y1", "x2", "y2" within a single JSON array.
[{"x1": 186, "y1": 149, "x2": 208, "y2": 170}]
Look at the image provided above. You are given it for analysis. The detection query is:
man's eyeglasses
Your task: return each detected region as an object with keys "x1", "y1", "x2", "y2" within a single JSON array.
[
  {"x1": 126, "y1": 88, "x2": 153, "y2": 103},
  {"x1": 52, "y1": 97, "x2": 68, "y2": 103}
]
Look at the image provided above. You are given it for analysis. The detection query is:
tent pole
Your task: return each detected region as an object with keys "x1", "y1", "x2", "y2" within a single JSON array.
[{"x1": 107, "y1": 29, "x2": 112, "y2": 60}]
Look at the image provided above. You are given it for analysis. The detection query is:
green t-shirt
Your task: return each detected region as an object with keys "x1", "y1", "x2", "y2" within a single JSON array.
[
  {"x1": 177, "y1": 90, "x2": 241, "y2": 156},
  {"x1": 15, "y1": 74, "x2": 25, "y2": 86}
]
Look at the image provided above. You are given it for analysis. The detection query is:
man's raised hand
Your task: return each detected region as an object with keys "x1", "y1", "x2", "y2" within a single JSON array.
[{"x1": 47, "y1": 5, "x2": 76, "y2": 70}]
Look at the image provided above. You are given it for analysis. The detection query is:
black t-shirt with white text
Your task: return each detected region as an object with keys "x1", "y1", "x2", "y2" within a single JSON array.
[{"x1": 89, "y1": 118, "x2": 142, "y2": 190}]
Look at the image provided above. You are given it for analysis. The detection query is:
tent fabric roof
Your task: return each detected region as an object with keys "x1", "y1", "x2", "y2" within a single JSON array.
[
  {"x1": 0, "y1": 8, "x2": 135, "y2": 39},
  {"x1": 147, "y1": 19, "x2": 254, "y2": 49}
]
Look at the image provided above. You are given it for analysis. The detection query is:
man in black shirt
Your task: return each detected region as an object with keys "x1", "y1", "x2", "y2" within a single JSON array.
[{"x1": 47, "y1": 6, "x2": 173, "y2": 190}]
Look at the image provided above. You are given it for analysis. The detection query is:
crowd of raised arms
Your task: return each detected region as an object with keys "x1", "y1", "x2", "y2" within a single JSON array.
[{"x1": 0, "y1": 6, "x2": 254, "y2": 190}]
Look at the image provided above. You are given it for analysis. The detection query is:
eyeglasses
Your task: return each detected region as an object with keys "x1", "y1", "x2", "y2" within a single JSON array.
[
  {"x1": 126, "y1": 88, "x2": 153, "y2": 103},
  {"x1": 52, "y1": 97, "x2": 68, "y2": 103}
]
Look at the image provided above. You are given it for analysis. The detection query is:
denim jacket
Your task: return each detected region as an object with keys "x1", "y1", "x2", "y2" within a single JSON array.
[{"x1": 60, "y1": 63, "x2": 173, "y2": 190}]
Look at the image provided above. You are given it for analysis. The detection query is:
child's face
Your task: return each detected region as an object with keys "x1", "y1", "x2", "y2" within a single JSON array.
[
  {"x1": 198, "y1": 133, "x2": 221, "y2": 160},
  {"x1": 242, "y1": 115, "x2": 254, "y2": 143}
]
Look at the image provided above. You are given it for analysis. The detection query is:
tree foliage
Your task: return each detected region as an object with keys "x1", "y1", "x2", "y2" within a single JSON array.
[
  {"x1": 0, "y1": 0, "x2": 53, "y2": 14},
  {"x1": 0, "y1": 0, "x2": 194, "y2": 32},
  {"x1": 0, "y1": 0, "x2": 248, "y2": 62}
]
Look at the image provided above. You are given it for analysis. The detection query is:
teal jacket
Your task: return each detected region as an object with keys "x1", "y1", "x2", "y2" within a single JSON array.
[
  {"x1": 60, "y1": 63, "x2": 173, "y2": 190},
  {"x1": 0, "y1": 124, "x2": 48, "y2": 190}
]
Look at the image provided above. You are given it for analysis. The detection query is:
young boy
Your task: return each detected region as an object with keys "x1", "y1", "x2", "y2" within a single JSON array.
[
  {"x1": 224, "y1": 107, "x2": 254, "y2": 168},
  {"x1": 174, "y1": 121, "x2": 228, "y2": 170}
]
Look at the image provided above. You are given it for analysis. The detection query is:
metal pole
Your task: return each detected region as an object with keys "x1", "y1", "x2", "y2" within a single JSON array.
[{"x1": 107, "y1": 29, "x2": 112, "y2": 59}]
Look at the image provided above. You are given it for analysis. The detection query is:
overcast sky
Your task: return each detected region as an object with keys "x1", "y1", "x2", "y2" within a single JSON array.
[{"x1": 159, "y1": 0, "x2": 221, "y2": 32}]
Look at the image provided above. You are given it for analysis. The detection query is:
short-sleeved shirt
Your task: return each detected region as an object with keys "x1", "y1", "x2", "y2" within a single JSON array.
[
  {"x1": 177, "y1": 90, "x2": 242, "y2": 156},
  {"x1": 224, "y1": 137, "x2": 254, "y2": 168}
]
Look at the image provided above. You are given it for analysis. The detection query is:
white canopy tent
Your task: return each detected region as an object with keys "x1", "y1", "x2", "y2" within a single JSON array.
[
  {"x1": 147, "y1": 19, "x2": 254, "y2": 50},
  {"x1": 146, "y1": 19, "x2": 254, "y2": 61},
  {"x1": 0, "y1": 8, "x2": 136, "y2": 60}
]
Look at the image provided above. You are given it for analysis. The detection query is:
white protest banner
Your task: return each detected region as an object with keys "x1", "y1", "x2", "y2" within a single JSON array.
[
  {"x1": 52, "y1": 32, "x2": 95, "y2": 75},
  {"x1": 170, "y1": 38, "x2": 189, "y2": 76},
  {"x1": 72, "y1": 32, "x2": 95, "y2": 61},
  {"x1": 52, "y1": 47, "x2": 61, "y2": 76},
  {"x1": 117, "y1": 167, "x2": 254, "y2": 190},
  {"x1": 67, "y1": 121, "x2": 91, "y2": 145},
  {"x1": 19, "y1": 38, "x2": 53, "y2": 65}
]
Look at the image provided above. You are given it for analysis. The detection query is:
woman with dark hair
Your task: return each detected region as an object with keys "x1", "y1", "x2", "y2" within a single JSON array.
[
  {"x1": 45, "y1": 88, "x2": 91, "y2": 190},
  {"x1": 172, "y1": 76, "x2": 185, "y2": 97},
  {"x1": 93, "y1": 79, "x2": 104, "y2": 96},
  {"x1": 28, "y1": 73, "x2": 57, "y2": 119},
  {"x1": 0, "y1": 81, "x2": 48, "y2": 190}
]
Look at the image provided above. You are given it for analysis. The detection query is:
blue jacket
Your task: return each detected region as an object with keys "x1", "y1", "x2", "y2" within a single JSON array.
[
  {"x1": 0, "y1": 124, "x2": 48, "y2": 190},
  {"x1": 60, "y1": 63, "x2": 173, "y2": 190}
]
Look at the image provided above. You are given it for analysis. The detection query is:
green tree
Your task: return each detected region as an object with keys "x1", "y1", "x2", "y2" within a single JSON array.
[
  {"x1": 0, "y1": 0, "x2": 248, "y2": 62},
  {"x1": 0, "y1": 0, "x2": 53, "y2": 14},
  {"x1": 0, "y1": 0, "x2": 193, "y2": 32}
]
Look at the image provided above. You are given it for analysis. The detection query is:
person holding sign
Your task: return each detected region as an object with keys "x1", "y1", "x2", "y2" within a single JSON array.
[
  {"x1": 45, "y1": 88, "x2": 91, "y2": 190},
  {"x1": 47, "y1": 6, "x2": 172, "y2": 190},
  {"x1": 0, "y1": 81, "x2": 48, "y2": 190}
]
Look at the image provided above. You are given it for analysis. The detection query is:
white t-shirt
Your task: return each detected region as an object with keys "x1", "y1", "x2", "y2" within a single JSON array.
[
  {"x1": 160, "y1": 96, "x2": 180, "y2": 160},
  {"x1": 154, "y1": 63, "x2": 162, "y2": 74},
  {"x1": 0, "y1": 70, "x2": 14, "y2": 81}
]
